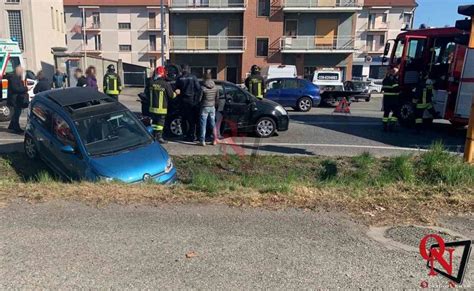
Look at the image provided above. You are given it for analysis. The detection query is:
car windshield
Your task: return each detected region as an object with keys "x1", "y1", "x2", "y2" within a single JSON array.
[
  {"x1": 352, "y1": 82, "x2": 367, "y2": 90},
  {"x1": 75, "y1": 110, "x2": 152, "y2": 156}
]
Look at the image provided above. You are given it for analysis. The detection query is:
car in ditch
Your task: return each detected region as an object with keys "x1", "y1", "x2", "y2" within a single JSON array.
[{"x1": 24, "y1": 87, "x2": 176, "y2": 184}]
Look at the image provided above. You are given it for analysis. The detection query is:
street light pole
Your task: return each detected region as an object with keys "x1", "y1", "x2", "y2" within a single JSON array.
[
  {"x1": 82, "y1": 7, "x2": 87, "y2": 69},
  {"x1": 160, "y1": 0, "x2": 165, "y2": 66}
]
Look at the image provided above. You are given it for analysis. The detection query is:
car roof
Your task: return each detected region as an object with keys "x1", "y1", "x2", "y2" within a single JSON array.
[{"x1": 46, "y1": 87, "x2": 111, "y2": 107}]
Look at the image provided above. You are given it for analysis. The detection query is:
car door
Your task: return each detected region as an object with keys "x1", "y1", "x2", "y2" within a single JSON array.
[
  {"x1": 279, "y1": 79, "x2": 301, "y2": 106},
  {"x1": 222, "y1": 83, "x2": 252, "y2": 133},
  {"x1": 49, "y1": 113, "x2": 87, "y2": 180},
  {"x1": 29, "y1": 102, "x2": 55, "y2": 164},
  {"x1": 265, "y1": 79, "x2": 283, "y2": 103}
]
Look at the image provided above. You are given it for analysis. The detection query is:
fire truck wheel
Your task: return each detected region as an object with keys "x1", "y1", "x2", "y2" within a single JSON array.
[
  {"x1": 398, "y1": 102, "x2": 415, "y2": 127},
  {"x1": 0, "y1": 105, "x2": 13, "y2": 122}
]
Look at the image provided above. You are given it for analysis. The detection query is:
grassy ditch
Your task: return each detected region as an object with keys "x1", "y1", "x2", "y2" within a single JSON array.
[{"x1": 0, "y1": 142, "x2": 473, "y2": 225}]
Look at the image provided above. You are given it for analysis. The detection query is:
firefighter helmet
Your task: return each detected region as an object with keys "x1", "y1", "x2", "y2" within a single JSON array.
[
  {"x1": 107, "y1": 64, "x2": 115, "y2": 72},
  {"x1": 251, "y1": 65, "x2": 260, "y2": 74},
  {"x1": 155, "y1": 66, "x2": 167, "y2": 78}
]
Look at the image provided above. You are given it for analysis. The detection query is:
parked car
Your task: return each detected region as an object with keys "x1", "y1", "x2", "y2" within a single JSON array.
[
  {"x1": 24, "y1": 87, "x2": 176, "y2": 184},
  {"x1": 166, "y1": 81, "x2": 289, "y2": 138},
  {"x1": 265, "y1": 78, "x2": 321, "y2": 112},
  {"x1": 344, "y1": 80, "x2": 371, "y2": 102},
  {"x1": 261, "y1": 65, "x2": 297, "y2": 80}
]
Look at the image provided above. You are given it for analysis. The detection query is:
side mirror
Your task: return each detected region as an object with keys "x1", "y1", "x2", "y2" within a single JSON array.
[
  {"x1": 383, "y1": 42, "x2": 391, "y2": 56},
  {"x1": 146, "y1": 126, "x2": 154, "y2": 135},
  {"x1": 60, "y1": 145, "x2": 75, "y2": 154}
]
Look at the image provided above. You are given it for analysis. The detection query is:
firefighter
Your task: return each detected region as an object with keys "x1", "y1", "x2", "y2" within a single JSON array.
[
  {"x1": 103, "y1": 64, "x2": 122, "y2": 100},
  {"x1": 245, "y1": 65, "x2": 265, "y2": 99},
  {"x1": 381, "y1": 66, "x2": 400, "y2": 132},
  {"x1": 145, "y1": 66, "x2": 175, "y2": 144},
  {"x1": 413, "y1": 73, "x2": 440, "y2": 132}
]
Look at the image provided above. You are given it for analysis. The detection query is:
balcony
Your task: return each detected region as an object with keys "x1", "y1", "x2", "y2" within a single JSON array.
[
  {"x1": 282, "y1": 0, "x2": 362, "y2": 12},
  {"x1": 280, "y1": 36, "x2": 355, "y2": 53},
  {"x1": 169, "y1": 0, "x2": 247, "y2": 13},
  {"x1": 360, "y1": 44, "x2": 385, "y2": 54},
  {"x1": 366, "y1": 22, "x2": 390, "y2": 32},
  {"x1": 82, "y1": 22, "x2": 101, "y2": 33},
  {"x1": 170, "y1": 36, "x2": 246, "y2": 53},
  {"x1": 142, "y1": 44, "x2": 167, "y2": 54}
]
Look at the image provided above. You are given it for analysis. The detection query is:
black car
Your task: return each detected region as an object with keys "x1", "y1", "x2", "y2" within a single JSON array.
[
  {"x1": 166, "y1": 80, "x2": 289, "y2": 138},
  {"x1": 344, "y1": 81, "x2": 371, "y2": 102}
]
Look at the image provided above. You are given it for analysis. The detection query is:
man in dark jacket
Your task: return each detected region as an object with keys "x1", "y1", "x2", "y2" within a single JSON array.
[
  {"x1": 7, "y1": 66, "x2": 28, "y2": 134},
  {"x1": 175, "y1": 64, "x2": 201, "y2": 141},
  {"x1": 199, "y1": 73, "x2": 219, "y2": 146},
  {"x1": 74, "y1": 68, "x2": 87, "y2": 87},
  {"x1": 103, "y1": 64, "x2": 122, "y2": 101},
  {"x1": 33, "y1": 71, "x2": 51, "y2": 94}
]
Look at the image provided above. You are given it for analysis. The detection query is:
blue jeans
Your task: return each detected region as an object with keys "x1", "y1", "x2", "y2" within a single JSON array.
[{"x1": 199, "y1": 106, "x2": 216, "y2": 142}]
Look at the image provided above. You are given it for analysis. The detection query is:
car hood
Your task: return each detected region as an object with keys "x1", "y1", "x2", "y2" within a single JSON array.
[
  {"x1": 256, "y1": 98, "x2": 281, "y2": 107},
  {"x1": 90, "y1": 141, "x2": 169, "y2": 183}
]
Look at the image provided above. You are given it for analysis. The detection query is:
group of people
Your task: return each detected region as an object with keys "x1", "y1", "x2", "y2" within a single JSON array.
[
  {"x1": 73, "y1": 64, "x2": 123, "y2": 101},
  {"x1": 381, "y1": 65, "x2": 440, "y2": 132}
]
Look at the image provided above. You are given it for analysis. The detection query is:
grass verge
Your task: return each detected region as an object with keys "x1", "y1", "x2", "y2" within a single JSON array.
[{"x1": 0, "y1": 143, "x2": 472, "y2": 225}]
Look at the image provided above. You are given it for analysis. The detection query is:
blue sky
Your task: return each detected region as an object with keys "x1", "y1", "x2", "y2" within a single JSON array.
[{"x1": 414, "y1": 0, "x2": 474, "y2": 28}]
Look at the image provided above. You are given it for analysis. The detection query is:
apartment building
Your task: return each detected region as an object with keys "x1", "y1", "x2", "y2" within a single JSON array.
[
  {"x1": 64, "y1": 0, "x2": 169, "y2": 69},
  {"x1": 353, "y1": 0, "x2": 417, "y2": 80},
  {"x1": 0, "y1": 0, "x2": 66, "y2": 76}
]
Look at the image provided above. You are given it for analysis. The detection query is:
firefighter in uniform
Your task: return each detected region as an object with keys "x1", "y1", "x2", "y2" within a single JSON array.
[
  {"x1": 145, "y1": 66, "x2": 175, "y2": 144},
  {"x1": 103, "y1": 64, "x2": 122, "y2": 101},
  {"x1": 381, "y1": 66, "x2": 400, "y2": 132},
  {"x1": 413, "y1": 73, "x2": 440, "y2": 132},
  {"x1": 245, "y1": 65, "x2": 265, "y2": 99}
]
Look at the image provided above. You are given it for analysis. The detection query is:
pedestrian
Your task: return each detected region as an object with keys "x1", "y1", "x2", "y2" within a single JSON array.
[
  {"x1": 413, "y1": 73, "x2": 441, "y2": 132},
  {"x1": 74, "y1": 68, "x2": 87, "y2": 87},
  {"x1": 52, "y1": 68, "x2": 67, "y2": 89},
  {"x1": 245, "y1": 65, "x2": 265, "y2": 99},
  {"x1": 103, "y1": 64, "x2": 122, "y2": 101},
  {"x1": 381, "y1": 66, "x2": 400, "y2": 132},
  {"x1": 198, "y1": 73, "x2": 219, "y2": 146},
  {"x1": 7, "y1": 66, "x2": 28, "y2": 134},
  {"x1": 85, "y1": 66, "x2": 98, "y2": 90},
  {"x1": 33, "y1": 70, "x2": 52, "y2": 94},
  {"x1": 145, "y1": 66, "x2": 175, "y2": 143},
  {"x1": 215, "y1": 84, "x2": 226, "y2": 140},
  {"x1": 175, "y1": 64, "x2": 201, "y2": 142}
]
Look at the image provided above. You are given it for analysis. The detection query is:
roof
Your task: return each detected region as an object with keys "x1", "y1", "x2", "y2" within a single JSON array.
[
  {"x1": 364, "y1": 0, "x2": 417, "y2": 7},
  {"x1": 46, "y1": 87, "x2": 111, "y2": 107},
  {"x1": 459, "y1": 5, "x2": 474, "y2": 16},
  {"x1": 64, "y1": 0, "x2": 168, "y2": 6}
]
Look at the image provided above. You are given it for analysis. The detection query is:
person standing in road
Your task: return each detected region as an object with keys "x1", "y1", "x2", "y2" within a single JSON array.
[
  {"x1": 74, "y1": 68, "x2": 87, "y2": 87},
  {"x1": 245, "y1": 65, "x2": 265, "y2": 99},
  {"x1": 145, "y1": 66, "x2": 175, "y2": 144},
  {"x1": 413, "y1": 73, "x2": 441, "y2": 133},
  {"x1": 103, "y1": 64, "x2": 122, "y2": 101},
  {"x1": 7, "y1": 66, "x2": 28, "y2": 134},
  {"x1": 199, "y1": 73, "x2": 219, "y2": 146},
  {"x1": 175, "y1": 64, "x2": 201, "y2": 142},
  {"x1": 52, "y1": 68, "x2": 67, "y2": 89},
  {"x1": 85, "y1": 66, "x2": 98, "y2": 90},
  {"x1": 33, "y1": 71, "x2": 52, "y2": 94},
  {"x1": 381, "y1": 66, "x2": 400, "y2": 132}
]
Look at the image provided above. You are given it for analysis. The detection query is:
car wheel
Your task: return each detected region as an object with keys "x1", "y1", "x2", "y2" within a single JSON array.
[
  {"x1": 24, "y1": 135, "x2": 38, "y2": 160},
  {"x1": 398, "y1": 101, "x2": 415, "y2": 127},
  {"x1": 255, "y1": 117, "x2": 276, "y2": 138},
  {"x1": 365, "y1": 97, "x2": 370, "y2": 102},
  {"x1": 297, "y1": 97, "x2": 312, "y2": 112},
  {"x1": 0, "y1": 105, "x2": 13, "y2": 122},
  {"x1": 169, "y1": 116, "x2": 187, "y2": 137}
]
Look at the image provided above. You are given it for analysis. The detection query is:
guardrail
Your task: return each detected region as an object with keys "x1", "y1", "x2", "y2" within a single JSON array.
[
  {"x1": 170, "y1": 0, "x2": 247, "y2": 8},
  {"x1": 170, "y1": 36, "x2": 246, "y2": 52},
  {"x1": 280, "y1": 36, "x2": 355, "y2": 51},
  {"x1": 282, "y1": 0, "x2": 362, "y2": 8}
]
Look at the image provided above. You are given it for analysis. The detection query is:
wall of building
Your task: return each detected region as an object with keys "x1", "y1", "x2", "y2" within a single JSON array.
[{"x1": 0, "y1": 0, "x2": 66, "y2": 76}]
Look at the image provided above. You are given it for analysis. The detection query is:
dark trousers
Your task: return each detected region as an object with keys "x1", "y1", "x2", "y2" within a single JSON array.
[
  {"x1": 382, "y1": 97, "x2": 399, "y2": 123},
  {"x1": 150, "y1": 113, "x2": 166, "y2": 134},
  {"x1": 8, "y1": 106, "x2": 22, "y2": 130},
  {"x1": 182, "y1": 103, "x2": 199, "y2": 139}
]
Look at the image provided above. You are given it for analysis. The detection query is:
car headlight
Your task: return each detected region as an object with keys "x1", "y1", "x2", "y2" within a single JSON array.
[
  {"x1": 165, "y1": 158, "x2": 174, "y2": 174},
  {"x1": 275, "y1": 105, "x2": 287, "y2": 115}
]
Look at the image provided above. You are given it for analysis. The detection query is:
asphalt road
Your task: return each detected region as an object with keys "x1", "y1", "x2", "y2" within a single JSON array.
[
  {"x1": 0, "y1": 88, "x2": 467, "y2": 156},
  {"x1": 1, "y1": 201, "x2": 472, "y2": 289}
]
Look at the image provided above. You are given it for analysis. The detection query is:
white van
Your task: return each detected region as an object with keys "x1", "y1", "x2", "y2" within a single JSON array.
[
  {"x1": 0, "y1": 38, "x2": 37, "y2": 121},
  {"x1": 261, "y1": 65, "x2": 297, "y2": 80}
]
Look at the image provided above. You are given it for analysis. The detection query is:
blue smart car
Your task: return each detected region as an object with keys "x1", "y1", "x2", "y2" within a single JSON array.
[
  {"x1": 265, "y1": 78, "x2": 321, "y2": 112},
  {"x1": 24, "y1": 87, "x2": 176, "y2": 184}
]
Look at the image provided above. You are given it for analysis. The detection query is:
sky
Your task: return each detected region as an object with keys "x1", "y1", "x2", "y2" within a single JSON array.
[{"x1": 414, "y1": 0, "x2": 474, "y2": 28}]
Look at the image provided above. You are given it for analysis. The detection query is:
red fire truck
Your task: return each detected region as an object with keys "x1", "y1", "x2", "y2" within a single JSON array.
[{"x1": 384, "y1": 18, "x2": 474, "y2": 127}]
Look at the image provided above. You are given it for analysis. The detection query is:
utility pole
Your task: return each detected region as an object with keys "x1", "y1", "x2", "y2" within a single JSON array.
[
  {"x1": 82, "y1": 7, "x2": 87, "y2": 69},
  {"x1": 160, "y1": 0, "x2": 165, "y2": 66}
]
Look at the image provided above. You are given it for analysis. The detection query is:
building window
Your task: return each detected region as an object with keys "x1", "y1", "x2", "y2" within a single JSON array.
[
  {"x1": 92, "y1": 12, "x2": 100, "y2": 28},
  {"x1": 382, "y1": 13, "x2": 387, "y2": 23},
  {"x1": 366, "y1": 34, "x2": 374, "y2": 50},
  {"x1": 119, "y1": 45, "x2": 132, "y2": 52},
  {"x1": 379, "y1": 35, "x2": 385, "y2": 47},
  {"x1": 7, "y1": 10, "x2": 24, "y2": 50},
  {"x1": 56, "y1": 9, "x2": 60, "y2": 31},
  {"x1": 285, "y1": 20, "x2": 298, "y2": 37},
  {"x1": 118, "y1": 23, "x2": 131, "y2": 30},
  {"x1": 5, "y1": 0, "x2": 20, "y2": 3},
  {"x1": 256, "y1": 38, "x2": 269, "y2": 57},
  {"x1": 403, "y1": 13, "x2": 412, "y2": 25},
  {"x1": 257, "y1": 0, "x2": 270, "y2": 17},
  {"x1": 51, "y1": 7, "x2": 55, "y2": 30}
]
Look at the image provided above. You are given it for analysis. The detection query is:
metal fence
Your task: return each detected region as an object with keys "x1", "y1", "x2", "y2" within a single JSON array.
[
  {"x1": 170, "y1": 36, "x2": 246, "y2": 52},
  {"x1": 124, "y1": 71, "x2": 147, "y2": 87},
  {"x1": 280, "y1": 36, "x2": 355, "y2": 51}
]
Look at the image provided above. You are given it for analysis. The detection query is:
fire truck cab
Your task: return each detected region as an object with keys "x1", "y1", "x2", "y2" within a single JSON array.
[{"x1": 385, "y1": 26, "x2": 472, "y2": 126}]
